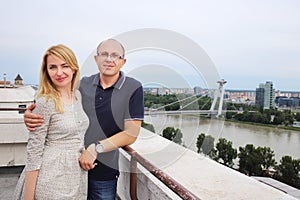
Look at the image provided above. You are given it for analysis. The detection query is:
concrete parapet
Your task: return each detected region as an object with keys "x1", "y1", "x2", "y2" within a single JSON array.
[{"x1": 118, "y1": 128, "x2": 298, "y2": 200}]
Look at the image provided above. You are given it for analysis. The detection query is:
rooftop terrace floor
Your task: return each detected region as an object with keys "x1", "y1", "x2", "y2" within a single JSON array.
[{"x1": 0, "y1": 166, "x2": 23, "y2": 200}]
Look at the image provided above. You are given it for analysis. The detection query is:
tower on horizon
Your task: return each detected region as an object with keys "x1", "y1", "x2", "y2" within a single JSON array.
[{"x1": 14, "y1": 74, "x2": 23, "y2": 85}]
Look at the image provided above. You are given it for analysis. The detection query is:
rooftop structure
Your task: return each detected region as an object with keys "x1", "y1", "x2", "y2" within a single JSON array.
[
  {"x1": 0, "y1": 85, "x2": 35, "y2": 103},
  {"x1": 0, "y1": 85, "x2": 35, "y2": 167},
  {"x1": 14, "y1": 74, "x2": 23, "y2": 85}
]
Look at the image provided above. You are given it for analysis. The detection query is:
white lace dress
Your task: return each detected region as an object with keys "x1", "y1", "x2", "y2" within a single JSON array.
[{"x1": 14, "y1": 90, "x2": 89, "y2": 200}]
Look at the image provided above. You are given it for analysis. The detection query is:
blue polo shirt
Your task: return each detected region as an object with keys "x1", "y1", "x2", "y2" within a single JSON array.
[{"x1": 79, "y1": 71, "x2": 144, "y2": 181}]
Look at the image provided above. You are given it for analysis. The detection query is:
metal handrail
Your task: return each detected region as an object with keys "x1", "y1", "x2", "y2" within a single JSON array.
[
  {"x1": 123, "y1": 145, "x2": 201, "y2": 200},
  {"x1": 0, "y1": 108, "x2": 27, "y2": 111}
]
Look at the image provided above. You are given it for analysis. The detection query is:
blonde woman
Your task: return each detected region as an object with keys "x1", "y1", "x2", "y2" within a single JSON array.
[{"x1": 14, "y1": 44, "x2": 89, "y2": 199}]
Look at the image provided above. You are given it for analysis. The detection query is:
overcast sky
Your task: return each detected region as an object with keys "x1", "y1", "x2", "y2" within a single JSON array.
[{"x1": 0, "y1": 0, "x2": 299, "y2": 91}]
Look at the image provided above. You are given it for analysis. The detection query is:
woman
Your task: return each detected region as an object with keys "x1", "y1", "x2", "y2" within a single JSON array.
[{"x1": 14, "y1": 44, "x2": 89, "y2": 199}]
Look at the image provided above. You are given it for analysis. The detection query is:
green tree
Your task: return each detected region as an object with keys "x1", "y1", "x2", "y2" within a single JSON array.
[
  {"x1": 202, "y1": 135, "x2": 215, "y2": 156},
  {"x1": 257, "y1": 146, "x2": 276, "y2": 171},
  {"x1": 283, "y1": 110, "x2": 294, "y2": 125},
  {"x1": 162, "y1": 127, "x2": 183, "y2": 144},
  {"x1": 143, "y1": 93, "x2": 181, "y2": 111},
  {"x1": 198, "y1": 96, "x2": 212, "y2": 110},
  {"x1": 196, "y1": 133, "x2": 215, "y2": 156},
  {"x1": 216, "y1": 138, "x2": 237, "y2": 167},
  {"x1": 226, "y1": 102, "x2": 261, "y2": 112},
  {"x1": 208, "y1": 148, "x2": 218, "y2": 161},
  {"x1": 234, "y1": 113, "x2": 244, "y2": 121},
  {"x1": 238, "y1": 144, "x2": 262, "y2": 176},
  {"x1": 249, "y1": 112, "x2": 263, "y2": 123},
  {"x1": 238, "y1": 144, "x2": 276, "y2": 176},
  {"x1": 162, "y1": 127, "x2": 174, "y2": 141},
  {"x1": 225, "y1": 102, "x2": 237, "y2": 111},
  {"x1": 273, "y1": 111, "x2": 285, "y2": 125},
  {"x1": 141, "y1": 121, "x2": 155, "y2": 133},
  {"x1": 196, "y1": 133, "x2": 205, "y2": 153},
  {"x1": 229, "y1": 105, "x2": 299, "y2": 126},
  {"x1": 275, "y1": 155, "x2": 300, "y2": 188},
  {"x1": 295, "y1": 112, "x2": 300, "y2": 121},
  {"x1": 173, "y1": 129, "x2": 183, "y2": 144},
  {"x1": 225, "y1": 111, "x2": 235, "y2": 120},
  {"x1": 177, "y1": 93, "x2": 199, "y2": 110}
]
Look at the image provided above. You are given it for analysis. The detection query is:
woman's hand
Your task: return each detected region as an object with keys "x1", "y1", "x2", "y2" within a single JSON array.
[{"x1": 79, "y1": 144, "x2": 97, "y2": 171}]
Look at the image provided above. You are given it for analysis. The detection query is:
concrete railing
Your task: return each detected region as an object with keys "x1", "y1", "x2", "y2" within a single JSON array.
[
  {"x1": 117, "y1": 128, "x2": 297, "y2": 200},
  {"x1": 121, "y1": 145, "x2": 200, "y2": 200}
]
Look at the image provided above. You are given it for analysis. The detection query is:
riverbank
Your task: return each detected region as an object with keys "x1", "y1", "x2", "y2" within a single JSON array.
[
  {"x1": 145, "y1": 114, "x2": 300, "y2": 161},
  {"x1": 194, "y1": 114, "x2": 300, "y2": 132},
  {"x1": 225, "y1": 119, "x2": 300, "y2": 132}
]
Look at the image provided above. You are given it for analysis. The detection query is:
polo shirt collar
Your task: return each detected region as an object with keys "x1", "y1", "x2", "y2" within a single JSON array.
[
  {"x1": 92, "y1": 71, "x2": 126, "y2": 90},
  {"x1": 114, "y1": 71, "x2": 126, "y2": 89}
]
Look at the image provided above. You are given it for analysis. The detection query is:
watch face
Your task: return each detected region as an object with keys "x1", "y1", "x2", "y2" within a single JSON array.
[{"x1": 96, "y1": 144, "x2": 104, "y2": 153}]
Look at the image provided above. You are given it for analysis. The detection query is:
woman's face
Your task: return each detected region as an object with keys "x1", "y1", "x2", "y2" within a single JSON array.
[{"x1": 46, "y1": 54, "x2": 75, "y2": 91}]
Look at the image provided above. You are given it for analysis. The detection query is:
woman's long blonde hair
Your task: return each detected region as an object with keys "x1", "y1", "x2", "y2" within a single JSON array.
[{"x1": 37, "y1": 44, "x2": 80, "y2": 113}]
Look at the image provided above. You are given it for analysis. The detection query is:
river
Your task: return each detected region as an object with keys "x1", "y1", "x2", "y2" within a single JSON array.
[{"x1": 144, "y1": 114, "x2": 300, "y2": 161}]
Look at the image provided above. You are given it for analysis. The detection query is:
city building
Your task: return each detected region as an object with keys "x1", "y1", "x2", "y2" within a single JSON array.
[
  {"x1": 276, "y1": 96, "x2": 300, "y2": 108},
  {"x1": 255, "y1": 87, "x2": 265, "y2": 107},
  {"x1": 1, "y1": 74, "x2": 24, "y2": 88},
  {"x1": 144, "y1": 87, "x2": 194, "y2": 95},
  {"x1": 276, "y1": 90, "x2": 300, "y2": 98},
  {"x1": 224, "y1": 89, "x2": 256, "y2": 103},
  {"x1": 193, "y1": 86, "x2": 202, "y2": 95},
  {"x1": 255, "y1": 81, "x2": 275, "y2": 109},
  {"x1": 14, "y1": 74, "x2": 23, "y2": 85}
]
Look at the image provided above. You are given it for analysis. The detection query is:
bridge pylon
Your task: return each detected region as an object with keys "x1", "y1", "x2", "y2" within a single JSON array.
[{"x1": 209, "y1": 79, "x2": 227, "y2": 117}]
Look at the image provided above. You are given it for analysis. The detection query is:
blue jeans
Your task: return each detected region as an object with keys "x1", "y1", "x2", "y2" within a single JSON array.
[{"x1": 87, "y1": 178, "x2": 118, "y2": 200}]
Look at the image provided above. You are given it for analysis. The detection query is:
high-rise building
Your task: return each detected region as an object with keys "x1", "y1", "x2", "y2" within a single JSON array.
[
  {"x1": 193, "y1": 86, "x2": 202, "y2": 95},
  {"x1": 255, "y1": 87, "x2": 265, "y2": 107},
  {"x1": 255, "y1": 81, "x2": 275, "y2": 109}
]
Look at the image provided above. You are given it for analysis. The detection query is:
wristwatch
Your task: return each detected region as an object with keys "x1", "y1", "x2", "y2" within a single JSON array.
[{"x1": 95, "y1": 142, "x2": 104, "y2": 154}]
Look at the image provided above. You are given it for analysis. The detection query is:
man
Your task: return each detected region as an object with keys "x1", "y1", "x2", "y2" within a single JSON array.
[{"x1": 24, "y1": 39, "x2": 144, "y2": 199}]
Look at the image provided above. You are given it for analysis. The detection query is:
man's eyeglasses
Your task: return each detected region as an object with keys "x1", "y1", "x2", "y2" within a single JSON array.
[{"x1": 97, "y1": 52, "x2": 123, "y2": 61}]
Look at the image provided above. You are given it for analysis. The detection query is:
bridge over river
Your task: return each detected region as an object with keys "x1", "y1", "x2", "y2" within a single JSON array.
[{"x1": 144, "y1": 110, "x2": 240, "y2": 115}]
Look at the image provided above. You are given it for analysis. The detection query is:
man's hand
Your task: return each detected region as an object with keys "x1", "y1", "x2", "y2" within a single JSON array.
[
  {"x1": 24, "y1": 104, "x2": 44, "y2": 131},
  {"x1": 79, "y1": 144, "x2": 97, "y2": 171}
]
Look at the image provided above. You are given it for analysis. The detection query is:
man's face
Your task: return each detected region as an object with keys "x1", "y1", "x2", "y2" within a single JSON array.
[{"x1": 94, "y1": 40, "x2": 126, "y2": 77}]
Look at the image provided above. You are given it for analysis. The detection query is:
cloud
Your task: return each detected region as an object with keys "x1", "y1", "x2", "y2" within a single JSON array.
[{"x1": 0, "y1": 0, "x2": 299, "y2": 90}]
